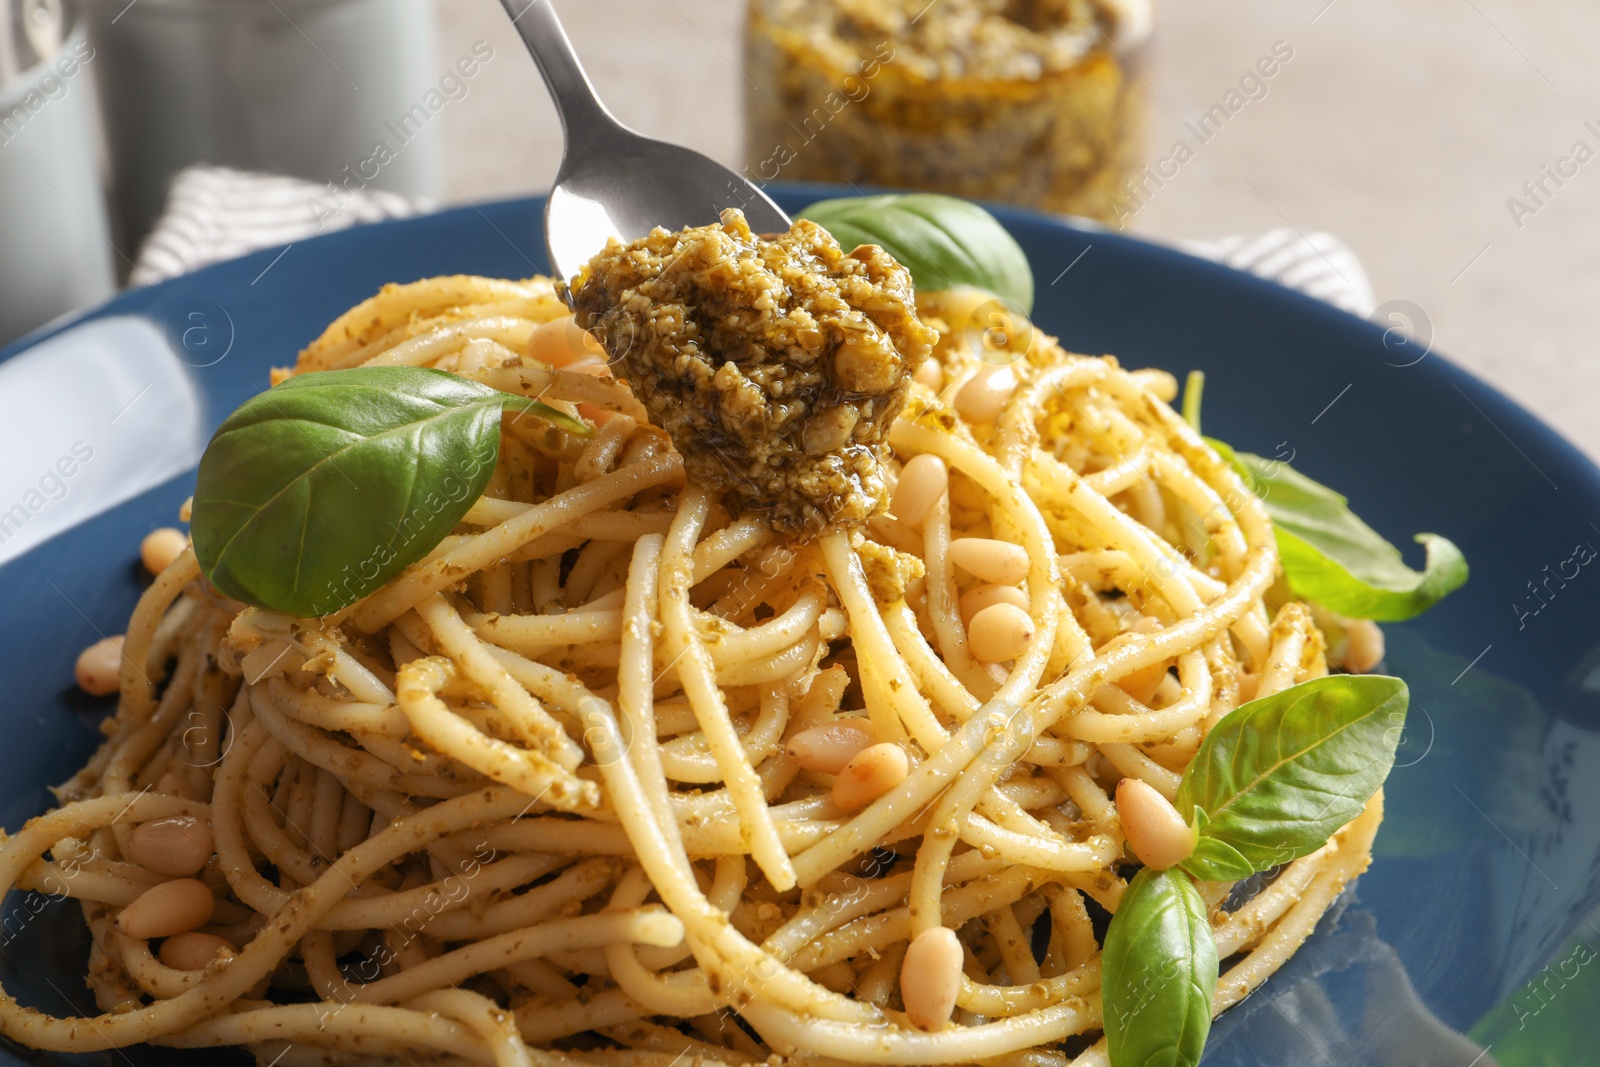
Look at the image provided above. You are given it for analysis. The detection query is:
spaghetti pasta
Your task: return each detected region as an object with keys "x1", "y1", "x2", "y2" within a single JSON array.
[{"x1": 0, "y1": 273, "x2": 1381, "y2": 1066}]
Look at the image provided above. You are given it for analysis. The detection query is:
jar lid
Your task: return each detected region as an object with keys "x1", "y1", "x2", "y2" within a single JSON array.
[{"x1": 756, "y1": 0, "x2": 1153, "y2": 82}]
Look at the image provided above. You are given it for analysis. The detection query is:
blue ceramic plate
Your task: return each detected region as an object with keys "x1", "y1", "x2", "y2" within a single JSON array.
[{"x1": 0, "y1": 186, "x2": 1595, "y2": 1067}]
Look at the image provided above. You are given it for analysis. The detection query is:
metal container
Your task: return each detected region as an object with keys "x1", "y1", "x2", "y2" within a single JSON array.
[
  {"x1": 84, "y1": 0, "x2": 442, "y2": 246},
  {"x1": 0, "y1": 0, "x2": 115, "y2": 345}
]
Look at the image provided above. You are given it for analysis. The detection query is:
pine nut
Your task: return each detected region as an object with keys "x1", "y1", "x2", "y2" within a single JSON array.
[
  {"x1": 527, "y1": 318, "x2": 604, "y2": 367},
  {"x1": 1342, "y1": 619, "x2": 1385, "y2": 674},
  {"x1": 959, "y1": 584, "x2": 1029, "y2": 626},
  {"x1": 912, "y1": 360, "x2": 943, "y2": 391},
  {"x1": 117, "y1": 878, "x2": 216, "y2": 939},
  {"x1": 954, "y1": 365, "x2": 1018, "y2": 424},
  {"x1": 802, "y1": 406, "x2": 861, "y2": 455},
  {"x1": 74, "y1": 635, "x2": 124, "y2": 697},
  {"x1": 787, "y1": 719, "x2": 876, "y2": 775},
  {"x1": 1116, "y1": 778, "x2": 1196, "y2": 871},
  {"x1": 834, "y1": 335, "x2": 898, "y2": 393},
  {"x1": 832, "y1": 743, "x2": 909, "y2": 810},
  {"x1": 948, "y1": 538, "x2": 1029, "y2": 585},
  {"x1": 158, "y1": 931, "x2": 236, "y2": 971},
  {"x1": 891, "y1": 455, "x2": 948, "y2": 527},
  {"x1": 129, "y1": 816, "x2": 214, "y2": 877},
  {"x1": 139, "y1": 527, "x2": 188, "y2": 574},
  {"x1": 901, "y1": 926, "x2": 963, "y2": 1031},
  {"x1": 967, "y1": 603, "x2": 1035, "y2": 663}
]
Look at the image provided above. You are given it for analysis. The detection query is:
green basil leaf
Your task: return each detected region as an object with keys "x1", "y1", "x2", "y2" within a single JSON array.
[
  {"x1": 191, "y1": 366, "x2": 585, "y2": 618},
  {"x1": 798, "y1": 193, "x2": 1035, "y2": 314},
  {"x1": 1181, "y1": 370, "x2": 1204, "y2": 433},
  {"x1": 1182, "y1": 817, "x2": 1255, "y2": 882},
  {"x1": 1469, "y1": 924, "x2": 1600, "y2": 1064},
  {"x1": 1176, "y1": 675, "x2": 1409, "y2": 881},
  {"x1": 1101, "y1": 867, "x2": 1217, "y2": 1067},
  {"x1": 1214, "y1": 438, "x2": 1469, "y2": 621}
]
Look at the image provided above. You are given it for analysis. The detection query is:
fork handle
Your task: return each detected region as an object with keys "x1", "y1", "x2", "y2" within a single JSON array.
[{"x1": 499, "y1": 0, "x2": 621, "y2": 138}]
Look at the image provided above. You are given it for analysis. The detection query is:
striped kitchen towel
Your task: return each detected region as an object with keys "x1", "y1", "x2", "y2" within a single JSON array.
[
  {"x1": 133, "y1": 166, "x2": 432, "y2": 287},
  {"x1": 1180, "y1": 230, "x2": 1375, "y2": 317}
]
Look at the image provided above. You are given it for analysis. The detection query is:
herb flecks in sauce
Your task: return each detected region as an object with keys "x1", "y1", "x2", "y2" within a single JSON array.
[{"x1": 569, "y1": 208, "x2": 936, "y2": 534}]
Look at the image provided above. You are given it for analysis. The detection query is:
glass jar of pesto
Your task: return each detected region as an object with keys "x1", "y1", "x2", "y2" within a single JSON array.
[{"x1": 743, "y1": 0, "x2": 1150, "y2": 223}]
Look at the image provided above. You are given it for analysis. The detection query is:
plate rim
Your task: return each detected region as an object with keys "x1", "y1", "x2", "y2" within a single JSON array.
[{"x1": 5, "y1": 182, "x2": 1591, "y2": 497}]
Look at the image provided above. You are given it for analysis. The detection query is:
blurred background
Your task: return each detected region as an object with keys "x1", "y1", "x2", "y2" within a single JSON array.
[{"x1": 0, "y1": 0, "x2": 1595, "y2": 461}]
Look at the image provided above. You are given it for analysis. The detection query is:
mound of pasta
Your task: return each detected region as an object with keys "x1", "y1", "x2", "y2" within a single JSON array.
[{"x1": 0, "y1": 274, "x2": 1385, "y2": 1067}]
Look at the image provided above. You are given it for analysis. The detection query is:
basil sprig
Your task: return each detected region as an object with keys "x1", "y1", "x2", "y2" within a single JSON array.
[
  {"x1": 1100, "y1": 674, "x2": 1408, "y2": 1067},
  {"x1": 798, "y1": 193, "x2": 1035, "y2": 315},
  {"x1": 191, "y1": 366, "x2": 587, "y2": 618},
  {"x1": 1184, "y1": 372, "x2": 1468, "y2": 621},
  {"x1": 1221, "y1": 441, "x2": 1468, "y2": 622},
  {"x1": 1177, "y1": 675, "x2": 1408, "y2": 880},
  {"x1": 1101, "y1": 868, "x2": 1217, "y2": 1067}
]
